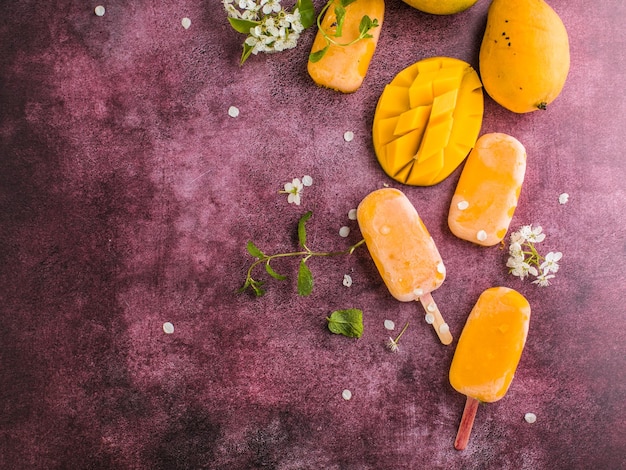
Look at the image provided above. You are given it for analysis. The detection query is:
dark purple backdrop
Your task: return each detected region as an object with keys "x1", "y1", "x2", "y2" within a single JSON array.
[{"x1": 1, "y1": 0, "x2": 624, "y2": 468}]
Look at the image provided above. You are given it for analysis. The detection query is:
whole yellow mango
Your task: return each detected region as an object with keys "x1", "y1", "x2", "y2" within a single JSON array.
[
  {"x1": 479, "y1": 0, "x2": 570, "y2": 113},
  {"x1": 401, "y1": 0, "x2": 478, "y2": 15}
]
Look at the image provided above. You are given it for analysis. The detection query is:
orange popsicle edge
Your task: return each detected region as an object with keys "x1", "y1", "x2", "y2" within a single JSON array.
[
  {"x1": 449, "y1": 286, "x2": 531, "y2": 450},
  {"x1": 356, "y1": 188, "x2": 452, "y2": 345}
]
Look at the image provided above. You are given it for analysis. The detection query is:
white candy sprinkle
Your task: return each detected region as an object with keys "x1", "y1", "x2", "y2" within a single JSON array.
[
  {"x1": 348, "y1": 208, "x2": 357, "y2": 220},
  {"x1": 457, "y1": 200, "x2": 469, "y2": 210},
  {"x1": 163, "y1": 322, "x2": 175, "y2": 334},
  {"x1": 343, "y1": 131, "x2": 354, "y2": 142},
  {"x1": 94, "y1": 5, "x2": 105, "y2": 16},
  {"x1": 339, "y1": 226, "x2": 350, "y2": 237},
  {"x1": 559, "y1": 193, "x2": 569, "y2": 204},
  {"x1": 424, "y1": 313, "x2": 435, "y2": 324},
  {"x1": 181, "y1": 17, "x2": 191, "y2": 29},
  {"x1": 228, "y1": 106, "x2": 239, "y2": 118},
  {"x1": 439, "y1": 323, "x2": 450, "y2": 334},
  {"x1": 477, "y1": 230, "x2": 488, "y2": 241},
  {"x1": 524, "y1": 412, "x2": 537, "y2": 423},
  {"x1": 342, "y1": 274, "x2": 353, "y2": 287},
  {"x1": 413, "y1": 288, "x2": 424, "y2": 297},
  {"x1": 302, "y1": 175, "x2": 313, "y2": 186},
  {"x1": 342, "y1": 389, "x2": 352, "y2": 400},
  {"x1": 380, "y1": 225, "x2": 391, "y2": 235},
  {"x1": 427, "y1": 303, "x2": 436, "y2": 312},
  {"x1": 437, "y1": 262, "x2": 445, "y2": 274},
  {"x1": 384, "y1": 319, "x2": 395, "y2": 331}
]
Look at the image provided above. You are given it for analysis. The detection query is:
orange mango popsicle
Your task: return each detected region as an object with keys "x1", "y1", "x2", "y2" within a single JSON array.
[
  {"x1": 357, "y1": 188, "x2": 452, "y2": 344},
  {"x1": 449, "y1": 286, "x2": 531, "y2": 450},
  {"x1": 448, "y1": 133, "x2": 526, "y2": 246},
  {"x1": 308, "y1": 0, "x2": 384, "y2": 93}
]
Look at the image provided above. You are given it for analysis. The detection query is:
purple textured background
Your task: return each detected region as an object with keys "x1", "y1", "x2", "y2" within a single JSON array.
[{"x1": 1, "y1": 0, "x2": 625, "y2": 468}]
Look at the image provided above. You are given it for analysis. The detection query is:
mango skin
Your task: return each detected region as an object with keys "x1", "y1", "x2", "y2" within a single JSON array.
[
  {"x1": 479, "y1": 0, "x2": 570, "y2": 113},
  {"x1": 401, "y1": 0, "x2": 478, "y2": 15}
]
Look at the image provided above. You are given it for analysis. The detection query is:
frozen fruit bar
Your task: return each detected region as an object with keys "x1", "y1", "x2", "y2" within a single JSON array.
[
  {"x1": 357, "y1": 188, "x2": 452, "y2": 344},
  {"x1": 448, "y1": 133, "x2": 526, "y2": 246},
  {"x1": 449, "y1": 286, "x2": 531, "y2": 449}
]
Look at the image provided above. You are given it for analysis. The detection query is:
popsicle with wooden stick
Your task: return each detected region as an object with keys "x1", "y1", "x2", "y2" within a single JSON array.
[
  {"x1": 356, "y1": 188, "x2": 452, "y2": 345},
  {"x1": 449, "y1": 286, "x2": 531, "y2": 450}
]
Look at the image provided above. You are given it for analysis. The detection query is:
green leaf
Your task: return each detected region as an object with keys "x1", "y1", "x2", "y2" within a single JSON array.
[
  {"x1": 358, "y1": 15, "x2": 376, "y2": 36},
  {"x1": 340, "y1": 0, "x2": 358, "y2": 7},
  {"x1": 228, "y1": 17, "x2": 259, "y2": 34},
  {"x1": 240, "y1": 42, "x2": 254, "y2": 66},
  {"x1": 265, "y1": 261, "x2": 287, "y2": 280},
  {"x1": 334, "y1": 4, "x2": 346, "y2": 37},
  {"x1": 237, "y1": 277, "x2": 252, "y2": 294},
  {"x1": 250, "y1": 279, "x2": 266, "y2": 297},
  {"x1": 296, "y1": 0, "x2": 316, "y2": 29},
  {"x1": 297, "y1": 259, "x2": 313, "y2": 296},
  {"x1": 246, "y1": 240, "x2": 265, "y2": 258},
  {"x1": 309, "y1": 44, "x2": 329, "y2": 63},
  {"x1": 297, "y1": 211, "x2": 312, "y2": 248},
  {"x1": 327, "y1": 309, "x2": 363, "y2": 338}
]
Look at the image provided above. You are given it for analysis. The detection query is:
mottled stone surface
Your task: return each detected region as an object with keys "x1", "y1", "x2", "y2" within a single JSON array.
[{"x1": 1, "y1": 1, "x2": 624, "y2": 469}]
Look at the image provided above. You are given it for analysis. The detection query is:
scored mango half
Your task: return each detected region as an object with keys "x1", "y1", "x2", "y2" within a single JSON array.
[{"x1": 372, "y1": 57, "x2": 484, "y2": 186}]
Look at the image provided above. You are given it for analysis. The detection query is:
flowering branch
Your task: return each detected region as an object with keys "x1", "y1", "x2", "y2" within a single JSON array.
[
  {"x1": 224, "y1": 0, "x2": 315, "y2": 65},
  {"x1": 506, "y1": 225, "x2": 563, "y2": 287}
]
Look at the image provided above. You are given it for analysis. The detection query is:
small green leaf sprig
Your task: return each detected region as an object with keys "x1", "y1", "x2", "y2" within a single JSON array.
[
  {"x1": 309, "y1": 0, "x2": 380, "y2": 63},
  {"x1": 224, "y1": 0, "x2": 316, "y2": 65},
  {"x1": 239, "y1": 211, "x2": 365, "y2": 296}
]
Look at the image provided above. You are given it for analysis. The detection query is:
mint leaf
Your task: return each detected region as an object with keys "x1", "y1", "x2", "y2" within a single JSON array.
[
  {"x1": 297, "y1": 211, "x2": 312, "y2": 248},
  {"x1": 228, "y1": 17, "x2": 259, "y2": 34},
  {"x1": 296, "y1": 0, "x2": 316, "y2": 29},
  {"x1": 265, "y1": 262, "x2": 287, "y2": 280},
  {"x1": 297, "y1": 259, "x2": 313, "y2": 296},
  {"x1": 246, "y1": 240, "x2": 265, "y2": 258},
  {"x1": 327, "y1": 309, "x2": 363, "y2": 338}
]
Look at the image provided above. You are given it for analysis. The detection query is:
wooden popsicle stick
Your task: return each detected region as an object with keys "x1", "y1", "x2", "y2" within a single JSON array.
[
  {"x1": 454, "y1": 396, "x2": 480, "y2": 450},
  {"x1": 418, "y1": 292, "x2": 453, "y2": 345}
]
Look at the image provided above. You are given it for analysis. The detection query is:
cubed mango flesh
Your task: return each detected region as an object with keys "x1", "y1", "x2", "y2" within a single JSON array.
[{"x1": 372, "y1": 57, "x2": 484, "y2": 186}]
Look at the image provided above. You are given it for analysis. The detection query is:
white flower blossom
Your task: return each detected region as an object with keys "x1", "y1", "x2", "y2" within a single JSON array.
[
  {"x1": 508, "y1": 241, "x2": 524, "y2": 259},
  {"x1": 509, "y1": 260, "x2": 538, "y2": 280},
  {"x1": 283, "y1": 178, "x2": 304, "y2": 205},
  {"x1": 519, "y1": 224, "x2": 546, "y2": 243},
  {"x1": 261, "y1": 0, "x2": 282, "y2": 15},
  {"x1": 532, "y1": 272, "x2": 555, "y2": 287},
  {"x1": 239, "y1": 0, "x2": 257, "y2": 10},
  {"x1": 540, "y1": 251, "x2": 563, "y2": 274}
]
